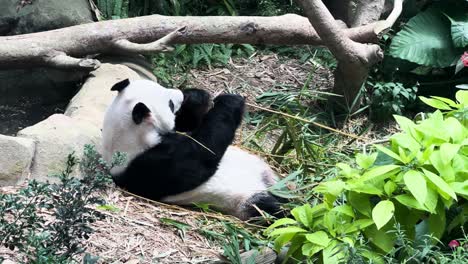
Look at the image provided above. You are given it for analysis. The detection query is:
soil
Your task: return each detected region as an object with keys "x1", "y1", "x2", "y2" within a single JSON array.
[{"x1": 0, "y1": 97, "x2": 68, "y2": 136}]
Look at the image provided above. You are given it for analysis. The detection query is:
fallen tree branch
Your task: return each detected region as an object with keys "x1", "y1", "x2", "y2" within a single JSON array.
[
  {"x1": 45, "y1": 51, "x2": 101, "y2": 69},
  {"x1": 0, "y1": 14, "x2": 381, "y2": 70},
  {"x1": 112, "y1": 26, "x2": 187, "y2": 53}
]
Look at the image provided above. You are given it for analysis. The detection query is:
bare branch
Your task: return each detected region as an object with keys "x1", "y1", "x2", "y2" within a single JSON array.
[
  {"x1": 374, "y1": 0, "x2": 404, "y2": 35},
  {"x1": 113, "y1": 26, "x2": 187, "y2": 54},
  {"x1": 45, "y1": 51, "x2": 101, "y2": 69}
]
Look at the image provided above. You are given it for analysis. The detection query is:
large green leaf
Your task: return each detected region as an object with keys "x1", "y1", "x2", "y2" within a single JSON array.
[
  {"x1": 403, "y1": 170, "x2": 427, "y2": 207},
  {"x1": 305, "y1": 231, "x2": 330, "y2": 247},
  {"x1": 422, "y1": 169, "x2": 457, "y2": 200},
  {"x1": 450, "y1": 19, "x2": 468, "y2": 48},
  {"x1": 372, "y1": 200, "x2": 395, "y2": 230},
  {"x1": 390, "y1": 8, "x2": 459, "y2": 67}
]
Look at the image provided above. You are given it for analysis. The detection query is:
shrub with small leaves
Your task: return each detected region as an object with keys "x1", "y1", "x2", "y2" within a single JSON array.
[{"x1": 0, "y1": 144, "x2": 123, "y2": 263}]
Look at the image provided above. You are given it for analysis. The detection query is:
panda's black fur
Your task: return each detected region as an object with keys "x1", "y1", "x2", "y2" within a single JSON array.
[
  {"x1": 113, "y1": 92, "x2": 244, "y2": 198},
  {"x1": 107, "y1": 79, "x2": 285, "y2": 220}
]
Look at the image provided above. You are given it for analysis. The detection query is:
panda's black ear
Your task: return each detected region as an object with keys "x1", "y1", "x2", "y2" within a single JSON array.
[
  {"x1": 111, "y1": 78, "x2": 130, "y2": 92},
  {"x1": 132, "y1": 102, "x2": 151, "y2": 125}
]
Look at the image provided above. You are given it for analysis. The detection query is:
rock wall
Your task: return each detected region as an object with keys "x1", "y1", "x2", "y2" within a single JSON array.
[{"x1": 1, "y1": 64, "x2": 141, "y2": 184}]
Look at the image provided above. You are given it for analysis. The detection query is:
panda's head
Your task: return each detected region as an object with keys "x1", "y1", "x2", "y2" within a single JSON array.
[{"x1": 102, "y1": 79, "x2": 184, "y2": 165}]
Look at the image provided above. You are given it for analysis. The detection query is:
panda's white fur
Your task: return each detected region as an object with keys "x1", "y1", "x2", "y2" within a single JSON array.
[
  {"x1": 162, "y1": 146, "x2": 278, "y2": 218},
  {"x1": 102, "y1": 79, "x2": 183, "y2": 174},
  {"x1": 102, "y1": 79, "x2": 281, "y2": 220}
]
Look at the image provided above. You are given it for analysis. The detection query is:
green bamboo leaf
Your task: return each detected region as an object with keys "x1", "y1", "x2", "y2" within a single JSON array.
[
  {"x1": 403, "y1": 170, "x2": 427, "y2": 207},
  {"x1": 372, "y1": 200, "x2": 395, "y2": 230}
]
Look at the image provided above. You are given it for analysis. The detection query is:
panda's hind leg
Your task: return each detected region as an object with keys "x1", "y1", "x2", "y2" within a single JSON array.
[{"x1": 241, "y1": 192, "x2": 286, "y2": 220}]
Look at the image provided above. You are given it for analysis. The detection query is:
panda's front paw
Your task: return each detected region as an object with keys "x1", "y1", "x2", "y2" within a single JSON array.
[
  {"x1": 213, "y1": 94, "x2": 245, "y2": 126},
  {"x1": 214, "y1": 94, "x2": 245, "y2": 109}
]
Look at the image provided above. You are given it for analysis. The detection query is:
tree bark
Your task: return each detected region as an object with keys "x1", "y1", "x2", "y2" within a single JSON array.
[
  {"x1": 348, "y1": 0, "x2": 386, "y2": 27},
  {"x1": 0, "y1": 14, "x2": 380, "y2": 70},
  {"x1": 297, "y1": 0, "x2": 402, "y2": 112}
]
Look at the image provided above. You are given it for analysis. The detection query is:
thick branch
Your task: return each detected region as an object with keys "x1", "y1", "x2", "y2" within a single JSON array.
[
  {"x1": 45, "y1": 51, "x2": 101, "y2": 69},
  {"x1": 0, "y1": 14, "x2": 380, "y2": 69},
  {"x1": 113, "y1": 26, "x2": 187, "y2": 53}
]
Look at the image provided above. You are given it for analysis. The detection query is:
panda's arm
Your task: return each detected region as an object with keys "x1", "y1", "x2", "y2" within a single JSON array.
[
  {"x1": 113, "y1": 94, "x2": 245, "y2": 199},
  {"x1": 188, "y1": 93, "x2": 244, "y2": 157},
  {"x1": 175, "y1": 89, "x2": 211, "y2": 132}
]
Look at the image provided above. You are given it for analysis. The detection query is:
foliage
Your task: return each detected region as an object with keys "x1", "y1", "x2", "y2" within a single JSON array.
[
  {"x1": 265, "y1": 91, "x2": 468, "y2": 263},
  {"x1": 94, "y1": 0, "x2": 299, "y2": 19},
  {"x1": 0, "y1": 145, "x2": 122, "y2": 263},
  {"x1": 369, "y1": 81, "x2": 419, "y2": 121},
  {"x1": 389, "y1": 0, "x2": 468, "y2": 70},
  {"x1": 152, "y1": 43, "x2": 255, "y2": 87},
  {"x1": 419, "y1": 89, "x2": 468, "y2": 126}
]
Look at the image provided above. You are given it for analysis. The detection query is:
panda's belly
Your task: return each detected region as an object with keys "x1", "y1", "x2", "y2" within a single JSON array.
[{"x1": 161, "y1": 146, "x2": 276, "y2": 216}]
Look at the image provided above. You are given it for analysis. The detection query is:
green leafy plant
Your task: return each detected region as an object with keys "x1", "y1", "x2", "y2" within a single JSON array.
[
  {"x1": 369, "y1": 81, "x2": 418, "y2": 121},
  {"x1": 0, "y1": 145, "x2": 123, "y2": 263},
  {"x1": 389, "y1": 0, "x2": 468, "y2": 69},
  {"x1": 265, "y1": 92, "x2": 468, "y2": 263},
  {"x1": 419, "y1": 89, "x2": 468, "y2": 125}
]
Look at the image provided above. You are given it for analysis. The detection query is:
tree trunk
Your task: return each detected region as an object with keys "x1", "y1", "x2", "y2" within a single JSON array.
[{"x1": 297, "y1": 0, "x2": 402, "y2": 113}]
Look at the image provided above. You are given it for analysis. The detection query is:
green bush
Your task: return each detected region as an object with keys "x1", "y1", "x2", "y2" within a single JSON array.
[
  {"x1": 265, "y1": 90, "x2": 468, "y2": 263},
  {"x1": 0, "y1": 145, "x2": 124, "y2": 263}
]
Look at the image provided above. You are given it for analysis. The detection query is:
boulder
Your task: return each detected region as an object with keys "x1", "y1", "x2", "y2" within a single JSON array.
[
  {"x1": 65, "y1": 64, "x2": 141, "y2": 129},
  {"x1": 0, "y1": 135, "x2": 35, "y2": 186},
  {"x1": 0, "y1": 0, "x2": 94, "y2": 36},
  {"x1": 17, "y1": 114, "x2": 100, "y2": 182}
]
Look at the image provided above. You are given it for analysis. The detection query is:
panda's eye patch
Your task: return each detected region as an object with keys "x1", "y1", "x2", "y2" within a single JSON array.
[{"x1": 169, "y1": 100, "x2": 175, "y2": 113}]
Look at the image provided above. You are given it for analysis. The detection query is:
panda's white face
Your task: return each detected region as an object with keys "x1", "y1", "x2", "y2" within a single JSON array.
[{"x1": 102, "y1": 79, "x2": 183, "y2": 170}]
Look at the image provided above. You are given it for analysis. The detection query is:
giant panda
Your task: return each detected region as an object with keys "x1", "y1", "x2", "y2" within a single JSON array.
[{"x1": 102, "y1": 79, "x2": 284, "y2": 220}]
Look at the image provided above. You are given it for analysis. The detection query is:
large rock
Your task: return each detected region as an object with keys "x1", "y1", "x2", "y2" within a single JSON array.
[
  {"x1": 17, "y1": 114, "x2": 100, "y2": 182},
  {"x1": 0, "y1": 135, "x2": 35, "y2": 186},
  {"x1": 0, "y1": 0, "x2": 94, "y2": 35},
  {"x1": 65, "y1": 64, "x2": 141, "y2": 128},
  {"x1": 0, "y1": 0, "x2": 94, "y2": 121}
]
